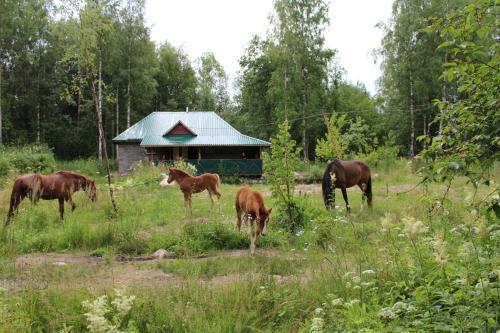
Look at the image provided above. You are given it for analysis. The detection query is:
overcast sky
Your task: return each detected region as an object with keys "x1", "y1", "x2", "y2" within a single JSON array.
[{"x1": 145, "y1": 0, "x2": 394, "y2": 96}]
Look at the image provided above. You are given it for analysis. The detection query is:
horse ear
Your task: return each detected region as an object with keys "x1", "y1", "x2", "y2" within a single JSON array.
[{"x1": 267, "y1": 208, "x2": 272, "y2": 214}]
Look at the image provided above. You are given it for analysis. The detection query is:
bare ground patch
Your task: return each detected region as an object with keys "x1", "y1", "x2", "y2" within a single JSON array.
[{"x1": 1, "y1": 248, "x2": 308, "y2": 292}]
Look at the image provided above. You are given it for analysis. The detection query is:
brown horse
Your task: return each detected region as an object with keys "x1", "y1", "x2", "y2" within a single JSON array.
[
  {"x1": 322, "y1": 160, "x2": 372, "y2": 213},
  {"x1": 235, "y1": 187, "x2": 272, "y2": 254},
  {"x1": 6, "y1": 171, "x2": 97, "y2": 225},
  {"x1": 167, "y1": 167, "x2": 221, "y2": 214}
]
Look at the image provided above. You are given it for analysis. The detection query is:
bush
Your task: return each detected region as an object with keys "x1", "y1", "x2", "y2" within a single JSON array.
[
  {"x1": 165, "y1": 158, "x2": 197, "y2": 175},
  {"x1": 361, "y1": 145, "x2": 399, "y2": 171},
  {"x1": 0, "y1": 145, "x2": 55, "y2": 175},
  {"x1": 304, "y1": 162, "x2": 325, "y2": 183},
  {"x1": 274, "y1": 198, "x2": 309, "y2": 233},
  {"x1": 57, "y1": 158, "x2": 116, "y2": 176}
]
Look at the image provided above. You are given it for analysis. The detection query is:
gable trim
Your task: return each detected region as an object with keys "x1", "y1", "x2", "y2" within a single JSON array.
[{"x1": 163, "y1": 120, "x2": 197, "y2": 136}]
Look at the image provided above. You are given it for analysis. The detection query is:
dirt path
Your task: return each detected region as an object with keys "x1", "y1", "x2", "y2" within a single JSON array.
[{"x1": 1, "y1": 248, "x2": 306, "y2": 292}]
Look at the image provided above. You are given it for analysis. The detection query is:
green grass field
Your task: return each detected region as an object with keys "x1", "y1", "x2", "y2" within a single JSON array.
[{"x1": 0, "y1": 160, "x2": 498, "y2": 332}]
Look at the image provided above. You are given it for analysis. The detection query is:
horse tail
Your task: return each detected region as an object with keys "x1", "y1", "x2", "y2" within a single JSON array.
[
  {"x1": 322, "y1": 162, "x2": 335, "y2": 209},
  {"x1": 6, "y1": 180, "x2": 22, "y2": 225},
  {"x1": 29, "y1": 174, "x2": 43, "y2": 204},
  {"x1": 214, "y1": 173, "x2": 221, "y2": 194},
  {"x1": 366, "y1": 176, "x2": 373, "y2": 207}
]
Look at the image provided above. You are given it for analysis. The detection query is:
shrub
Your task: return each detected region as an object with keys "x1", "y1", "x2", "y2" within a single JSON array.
[
  {"x1": 304, "y1": 163, "x2": 325, "y2": 183},
  {"x1": 263, "y1": 121, "x2": 304, "y2": 232},
  {"x1": 167, "y1": 158, "x2": 197, "y2": 175},
  {"x1": 362, "y1": 145, "x2": 399, "y2": 171},
  {"x1": 0, "y1": 145, "x2": 55, "y2": 178}
]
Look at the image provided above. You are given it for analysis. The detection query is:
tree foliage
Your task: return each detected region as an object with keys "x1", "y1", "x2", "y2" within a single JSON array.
[
  {"x1": 421, "y1": 0, "x2": 499, "y2": 185},
  {"x1": 263, "y1": 121, "x2": 303, "y2": 231}
]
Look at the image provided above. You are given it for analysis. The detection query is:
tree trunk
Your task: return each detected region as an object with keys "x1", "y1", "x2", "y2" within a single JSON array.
[
  {"x1": 284, "y1": 69, "x2": 288, "y2": 121},
  {"x1": 91, "y1": 79, "x2": 118, "y2": 214},
  {"x1": 301, "y1": 66, "x2": 308, "y2": 161},
  {"x1": 36, "y1": 68, "x2": 40, "y2": 143},
  {"x1": 423, "y1": 114, "x2": 427, "y2": 149},
  {"x1": 77, "y1": 89, "x2": 81, "y2": 133},
  {"x1": 116, "y1": 88, "x2": 119, "y2": 136},
  {"x1": 127, "y1": 57, "x2": 131, "y2": 128},
  {"x1": 439, "y1": 52, "x2": 448, "y2": 136},
  {"x1": 0, "y1": 66, "x2": 3, "y2": 145},
  {"x1": 409, "y1": 70, "x2": 415, "y2": 158},
  {"x1": 127, "y1": 80, "x2": 131, "y2": 128},
  {"x1": 98, "y1": 49, "x2": 103, "y2": 160},
  {"x1": 116, "y1": 88, "x2": 119, "y2": 157}
]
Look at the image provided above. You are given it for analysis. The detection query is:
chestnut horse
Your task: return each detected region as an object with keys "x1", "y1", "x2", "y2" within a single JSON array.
[
  {"x1": 167, "y1": 167, "x2": 221, "y2": 214},
  {"x1": 6, "y1": 171, "x2": 97, "y2": 225},
  {"x1": 322, "y1": 160, "x2": 372, "y2": 213},
  {"x1": 235, "y1": 187, "x2": 272, "y2": 254}
]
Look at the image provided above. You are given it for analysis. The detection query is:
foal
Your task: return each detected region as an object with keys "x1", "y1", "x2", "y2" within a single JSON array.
[
  {"x1": 322, "y1": 160, "x2": 372, "y2": 213},
  {"x1": 167, "y1": 167, "x2": 221, "y2": 215},
  {"x1": 235, "y1": 187, "x2": 272, "y2": 254}
]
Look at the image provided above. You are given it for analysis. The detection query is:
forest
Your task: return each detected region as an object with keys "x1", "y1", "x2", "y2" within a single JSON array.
[
  {"x1": 1, "y1": 0, "x2": 485, "y2": 160},
  {"x1": 0, "y1": 0, "x2": 498, "y2": 332}
]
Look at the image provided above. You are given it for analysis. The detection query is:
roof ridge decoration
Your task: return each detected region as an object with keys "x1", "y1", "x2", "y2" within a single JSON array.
[{"x1": 163, "y1": 120, "x2": 197, "y2": 136}]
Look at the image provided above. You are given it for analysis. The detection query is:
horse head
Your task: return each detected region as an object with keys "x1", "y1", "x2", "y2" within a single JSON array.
[
  {"x1": 260, "y1": 208, "x2": 273, "y2": 235},
  {"x1": 167, "y1": 168, "x2": 176, "y2": 184},
  {"x1": 84, "y1": 179, "x2": 97, "y2": 202}
]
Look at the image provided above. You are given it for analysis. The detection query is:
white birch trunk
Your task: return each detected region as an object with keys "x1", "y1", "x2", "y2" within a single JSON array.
[
  {"x1": 0, "y1": 66, "x2": 3, "y2": 145},
  {"x1": 409, "y1": 70, "x2": 415, "y2": 158},
  {"x1": 98, "y1": 49, "x2": 103, "y2": 160}
]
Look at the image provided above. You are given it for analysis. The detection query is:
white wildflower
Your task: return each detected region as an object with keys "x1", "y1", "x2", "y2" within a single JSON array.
[
  {"x1": 361, "y1": 269, "x2": 375, "y2": 276},
  {"x1": 347, "y1": 299, "x2": 360, "y2": 307},
  {"x1": 331, "y1": 298, "x2": 343, "y2": 306},
  {"x1": 343, "y1": 271, "x2": 356, "y2": 279},
  {"x1": 380, "y1": 213, "x2": 393, "y2": 232},
  {"x1": 351, "y1": 276, "x2": 361, "y2": 284},
  {"x1": 309, "y1": 316, "x2": 325, "y2": 333},
  {"x1": 314, "y1": 307, "x2": 323, "y2": 314},
  {"x1": 431, "y1": 232, "x2": 449, "y2": 267},
  {"x1": 403, "y1": 217, "x2": 426, "y2": 241},
  {"x1": 379, "y1": 307, "x2": 397, "y2": 320},
  {"x1": 111, "y1": 288, "x2": 136, "y2": 320}
]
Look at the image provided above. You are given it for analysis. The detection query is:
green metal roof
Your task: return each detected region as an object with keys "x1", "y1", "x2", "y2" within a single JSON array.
[{"x1": 113, "y1": 112, "x2": 270, "y2": 147}]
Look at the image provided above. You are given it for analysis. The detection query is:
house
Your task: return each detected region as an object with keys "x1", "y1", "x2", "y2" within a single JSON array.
[{"x1": 112, "y1": 111, "x2": 270, "y2": 175}]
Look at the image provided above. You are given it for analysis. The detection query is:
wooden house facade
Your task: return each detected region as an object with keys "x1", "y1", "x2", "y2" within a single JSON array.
[{"x1": 113, "y1": 111, "x2": 270, "y2": 175}]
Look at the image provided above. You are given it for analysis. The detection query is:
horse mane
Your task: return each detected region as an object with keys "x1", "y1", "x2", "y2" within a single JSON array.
[
  {"x1": 170, "y1": 168, "x2": 192, "y2": 178},
  {"x1": 55, "y1": 170, "x2": 91, "y2": 183},
  {"x1": 322, "y1": 159, "x2": 344, "y2": 209},
  {"x1": 329, "y1": 159, "x2": 344, "y2": 171}
]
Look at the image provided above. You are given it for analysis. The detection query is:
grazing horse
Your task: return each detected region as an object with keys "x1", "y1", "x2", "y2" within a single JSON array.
[
  {"x1": 167, "y1": 167, "x2": 221, "y2": 214},
  {"x1": 235, "y1": 187, "x2": 272, "y2": 254},
  {"x1": 6, "y1": 171, "x2": 97, "y2": 225},
  {"x1": 322, "y1": 160, "x2": 372, "y2": 213}
]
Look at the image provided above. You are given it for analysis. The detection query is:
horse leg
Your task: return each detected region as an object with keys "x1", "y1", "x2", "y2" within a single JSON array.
[
  {"x1": 208, "y1": 191, "x2": 214, "y2": 211},
  {"x1": 340, "y1": 186, "x2": 350, "y2": 213},
  {"x1": 58, "y1": 198, "x2": 65, "y2": 223},
  {"x1": 183, "y1": 192, "x2": 190, "y2": 216},
  {"x1": 249, "y1": 219, "x2": 256, "y2": 255},
  {"x1": 68, "y1": 195, "x2": 76, "y2": 211},
  {"x1": 6, "y1": 191, "x2": 23, "y2": 226},
  {"x1": 236, "y1": 207, "x2": 242, "y2": 232},
  {"x1": 360, "y1": 183, "x2": 367, "y2": 211},
  {"x1": 215, "y1": 190, "x2": 221, "y2": 213}
]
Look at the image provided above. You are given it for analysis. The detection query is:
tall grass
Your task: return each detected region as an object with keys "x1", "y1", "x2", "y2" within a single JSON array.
[{"x1": 0, "y1": 161, "x2": 498, "y2": 332}]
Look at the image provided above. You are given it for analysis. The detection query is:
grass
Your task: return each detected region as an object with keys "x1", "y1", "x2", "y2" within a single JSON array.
[{"x1": 0, "y1": 159, "x2": 498, "y2": 332}]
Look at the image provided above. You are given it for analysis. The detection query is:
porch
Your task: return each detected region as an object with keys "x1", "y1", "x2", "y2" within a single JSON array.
[{"x1": 145, "y1": 146, "x2": 264, "y2": 175}]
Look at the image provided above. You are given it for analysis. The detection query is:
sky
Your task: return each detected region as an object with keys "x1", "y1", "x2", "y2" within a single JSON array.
[{"x1": 145, "y1": 0, "x2": 394, "y2": 96}]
